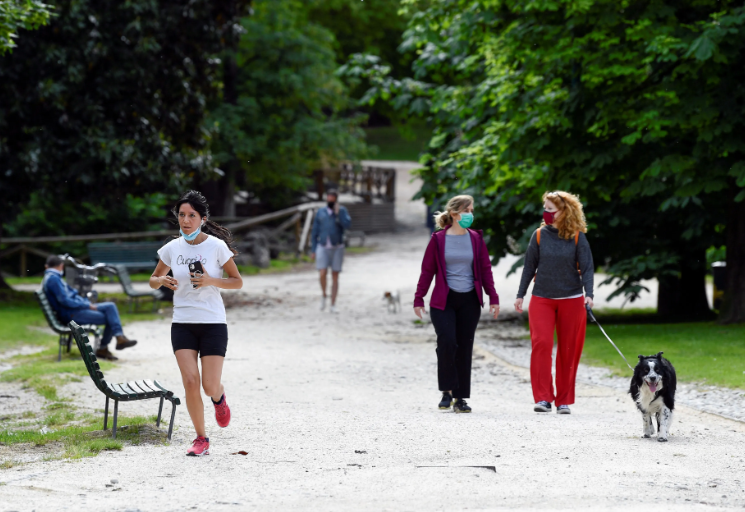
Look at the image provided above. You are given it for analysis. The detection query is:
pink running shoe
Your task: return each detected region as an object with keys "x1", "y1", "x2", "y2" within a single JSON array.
[
  {"x1": 186, "y1": 436, "x2": 210, "y2": 456},
  {"x1": 213, "y1": 393, "x2": 231, "y2": 428}
]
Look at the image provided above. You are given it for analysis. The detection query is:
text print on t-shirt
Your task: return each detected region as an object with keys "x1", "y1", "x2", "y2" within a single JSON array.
[{"x1": 176, "y1": 254, "x2": 207, "y2": 266}]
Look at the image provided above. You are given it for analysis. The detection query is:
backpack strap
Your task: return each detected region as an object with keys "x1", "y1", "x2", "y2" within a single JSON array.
[
  {"x1": 575, "y1": 231, "x2": 581, "y2": 273},
  {"x1": 536, "y1": 228, "x2": 541, "y2": 245},
  {"x1": 574, "y1": 231, "x2": 579, "y2": 245}
]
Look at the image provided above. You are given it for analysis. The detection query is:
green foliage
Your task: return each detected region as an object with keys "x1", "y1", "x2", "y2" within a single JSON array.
[
  {"x1": 208, "y1": 0, "x2": 368, "y2": 206},
  {"x1": 344, "y1": 0, "x2": 745, "y2": 309},
  {"x1": 583, "y1": 321, "x2": 745, "y2": 388},
  {"x1": 0, "y1": 0, "x2": 52, "y2": 54},
  {"x1": 364, "y1": 122, "x2": 431, "y2": 161},
  {"x1": 6, "y1": 191, "x2": 170, "y2": 238},
  {"x1": 0, "y1": 0, "x2": 245, "y2": 234}
]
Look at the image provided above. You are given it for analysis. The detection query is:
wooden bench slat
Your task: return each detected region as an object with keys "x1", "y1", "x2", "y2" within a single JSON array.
[
  {"x1": 128, "y1": 381, "x2": 153, "y2": 397},
  {"x1": 135, "y1": 380, "x2": 159, "y2": 395},
  {"x1": 118, "y1": 383, "x2": 140, "y2": 398},
  {"x1": 152, "y1": 380, "x2": 174, "y2": 398}
]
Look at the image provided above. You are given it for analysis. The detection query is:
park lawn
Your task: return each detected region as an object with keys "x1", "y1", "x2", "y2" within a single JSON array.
[
  {"x1": 0, "y1": 400, "x2": 165, "y2": 466},
  {"x1": 364, "y1": 123, "x2": 432, "y2": 162},
  {"x1": 583, "y1": 320, "x2": 745, "y2": 389}
]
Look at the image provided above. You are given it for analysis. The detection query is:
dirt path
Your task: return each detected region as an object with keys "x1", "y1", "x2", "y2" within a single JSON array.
[{"x1": 1, "y1": 166, "x2": 743, "y2": 511}]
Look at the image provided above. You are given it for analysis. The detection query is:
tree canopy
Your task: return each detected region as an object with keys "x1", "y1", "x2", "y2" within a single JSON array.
[
  {"x1": 343, "y1": 0, "x2": 745, "y2": 321},
  {"x1": 207, "y1": 0, "x2": 368, "y2": 209},
  {"x1": 0, "y1": 0, "x2": 51, "y2": 54},
  {"x1": 0, "y1": 0, "x2": 247, "y2": 237}
]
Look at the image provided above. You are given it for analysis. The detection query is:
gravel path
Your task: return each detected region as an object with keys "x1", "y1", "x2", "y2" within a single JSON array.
[
  {"x1": 2, "y1": 165, "x2": 743, "y2": 511},
  {"x1": 1, "y1": 230, "x2": 744, "y2": 511}
]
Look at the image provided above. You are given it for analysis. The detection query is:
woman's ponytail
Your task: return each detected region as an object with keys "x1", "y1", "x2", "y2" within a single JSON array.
[
  {"x1": 434, "y1": 211, "x2": 453, "y2": 230},
  {"x1": 203, "y1": 219, "x2": 238, "y2": 256}
]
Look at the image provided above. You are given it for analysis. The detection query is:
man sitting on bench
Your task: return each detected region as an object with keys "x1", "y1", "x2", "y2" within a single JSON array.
[{"x1": 42, "y1": 255, "x2": 138, "y2": 361}]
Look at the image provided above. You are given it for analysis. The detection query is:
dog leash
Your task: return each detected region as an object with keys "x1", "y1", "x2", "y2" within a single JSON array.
[{"x1": 586, "y1": 305, "x2": 634, "y2": 371}]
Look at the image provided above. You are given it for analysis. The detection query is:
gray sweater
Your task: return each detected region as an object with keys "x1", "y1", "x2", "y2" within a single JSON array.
[{"x1": 517, "y1": 226, "x2": 594, "y2": 299}]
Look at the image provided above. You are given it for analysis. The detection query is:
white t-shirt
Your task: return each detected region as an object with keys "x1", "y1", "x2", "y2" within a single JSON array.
[{"x1": 157, "y1": 235, "x2": 234, "y2": 324}]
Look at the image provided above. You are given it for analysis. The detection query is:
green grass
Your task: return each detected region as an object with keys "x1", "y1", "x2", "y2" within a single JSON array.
[
  {"x1": 0, "y1": 290, "x2": 161, "y2": 353},
  {"x1": 583, "y1": 319, "x2": 745, "y2": 388},
  {"x1": 0, "y1": 405, "x2": 162, "y2": 463},
  {"x1": 364, "y1": 123, "x2": 432, "y2": 162},
  {"x1": 0, "y1": 347, "x2": 115, "y2": 400}
]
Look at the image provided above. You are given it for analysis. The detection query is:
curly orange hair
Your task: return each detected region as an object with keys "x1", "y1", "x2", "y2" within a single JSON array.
[{"x1": 542, "y1": 190, "x2": 587, "y2": 240}]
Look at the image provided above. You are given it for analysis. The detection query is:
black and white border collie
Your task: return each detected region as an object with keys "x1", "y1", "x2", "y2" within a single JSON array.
[{"x1": 629, "y1": 352, "x2": 677, "y2": 442}]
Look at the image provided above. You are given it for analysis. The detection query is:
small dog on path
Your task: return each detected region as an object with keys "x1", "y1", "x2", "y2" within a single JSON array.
[
  {"x1": 383, "y1": 291, "x2": 401, "y2": 313},
  {"x1": 629, "y1": 352, "x2": 677, "y2": 442}
]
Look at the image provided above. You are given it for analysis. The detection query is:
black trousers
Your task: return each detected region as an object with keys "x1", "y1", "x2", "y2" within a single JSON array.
[{"x1": 430, "y1": 289, "x2": 481, "y2": 399}]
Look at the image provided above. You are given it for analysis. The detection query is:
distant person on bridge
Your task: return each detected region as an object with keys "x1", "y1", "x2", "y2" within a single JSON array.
[
  {"x1": 514, "y1": 191, "x2": 595, "y2": 415},
  {"x1": 150, "y1": 190, "x2": 243, "y2": 457},
  {"x1": 310, "y1": 189, "x2": 352, "y2": 314},
  {"x1": 42, "y1": 255, "x2": 138, "y2": 361},
  {"x1": 414, "y1": 195, "x2": 500, "y2": 413}
]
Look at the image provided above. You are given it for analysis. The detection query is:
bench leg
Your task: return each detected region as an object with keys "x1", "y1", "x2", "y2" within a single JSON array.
[
  {"x1": 66, "y1": 334, "x2": 72, "y2": 353},
  {"x1": 128, "y1": 298, "x2": 133, "y2": 314},
  {"x1": 167, "y1": 401, "x2": 177, "y2": 442},
  {"x1": 112, "y1": 400, "x2": 119, "y2": 439},
  {"x1": 58, "y1": 335, "x2": 64, "y2": 362},
  {"x1": 104, "y1": 396, "x2": 109, "y2": 430},
  {"x1": 156, "y1": 396, "x2": 164, "y2": 427}
]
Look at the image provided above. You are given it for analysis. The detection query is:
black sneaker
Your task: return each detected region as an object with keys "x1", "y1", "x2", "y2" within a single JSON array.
[
  {"x1": 453, "y1": 399, "x2": 472, "y2": 413},
  {"x1": 534, "y1": 401, "x2": 552, "y2": 412},
  {"x1": 438, "y1": 392, "x2": 453, "y2": 410}
]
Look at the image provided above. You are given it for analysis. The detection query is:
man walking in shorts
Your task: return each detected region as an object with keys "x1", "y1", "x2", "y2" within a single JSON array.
[{"x1": 310, "y1": 189, "x2": 351, "y2": 313}]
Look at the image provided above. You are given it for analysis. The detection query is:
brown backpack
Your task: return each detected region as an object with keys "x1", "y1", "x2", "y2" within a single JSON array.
[{"x1": 533, "y1": 228, "x2": 581, "y2": 282}]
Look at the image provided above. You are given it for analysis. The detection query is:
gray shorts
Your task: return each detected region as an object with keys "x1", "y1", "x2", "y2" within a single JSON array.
[{"x1": 316, "y1": 245, "x2": 345, "y2": 272}]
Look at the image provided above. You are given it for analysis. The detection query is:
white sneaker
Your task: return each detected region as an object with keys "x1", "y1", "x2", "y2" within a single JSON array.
[
  {"x1": 320, "y1": 297, "x2": 327, "y2": 311},
  {"x1": 330, "y1": 305, "x2": 338, "y2": 314}
]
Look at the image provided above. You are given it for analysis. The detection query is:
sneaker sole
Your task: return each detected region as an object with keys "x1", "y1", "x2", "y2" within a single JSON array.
[
  {"x1": 557, "y1": 409, "x2": 571, "y2": 415},
  {"x1": 534, "y1": 406, "x2": 551, "y2": 412},
  {"x1": 186, "y1": 449, "x2": 210, "y2": 457},
  {"x1": 454, "y1": 409, "x2": 472, "y2": 414}
]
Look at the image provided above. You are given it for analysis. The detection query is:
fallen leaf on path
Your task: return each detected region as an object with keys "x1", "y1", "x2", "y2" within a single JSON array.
[{"x1": 232, "y1": 451, "x2": 249, "y2": 455}]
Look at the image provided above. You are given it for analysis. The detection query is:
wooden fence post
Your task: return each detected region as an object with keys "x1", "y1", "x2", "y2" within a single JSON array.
[{"x1": 297, "y1": 210, "x2": 314, "y2": 257}]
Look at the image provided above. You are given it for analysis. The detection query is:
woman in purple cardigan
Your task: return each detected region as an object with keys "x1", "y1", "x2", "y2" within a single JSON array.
[{"x1": 414, "y1": 195, "x2": 500, "y2": 413}]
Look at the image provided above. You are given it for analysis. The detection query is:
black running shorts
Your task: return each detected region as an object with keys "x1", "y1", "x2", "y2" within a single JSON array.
[{"x1": 171, "y1": 323, "x2": 228, "y2": 357}]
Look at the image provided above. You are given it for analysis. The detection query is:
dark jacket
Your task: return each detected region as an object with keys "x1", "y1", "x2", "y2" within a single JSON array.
[
  {"x1": 516, "y1": 225, "x2": 595, "y2": 299},
  {"x1": 414, "y1": 226, "x2": 500, "y2": 310},
  {"x1": 310, "y1": 206, "x2": 352, "y2": 253},
  {"x1": 42, "y1": 269, "x2": 90, "y2": 322}
]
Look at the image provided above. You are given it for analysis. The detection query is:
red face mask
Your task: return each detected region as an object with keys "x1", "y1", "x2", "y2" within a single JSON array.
[{"x1": 543, "y1": 210, "x2": 556, "y2": 225}]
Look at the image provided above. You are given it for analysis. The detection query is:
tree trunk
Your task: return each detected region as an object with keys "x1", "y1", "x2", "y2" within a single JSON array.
[
  {"x1": 0, "y1": 223, "x2": 12, "y2": 290},
  {"x1": 719, "y1": 193, "x2": 745, "y2": 323},
  {"x1": 657, "y1": 248, "x2": 714, "y2": 321},
  {"x1": 219, "y1": 0, "x2": 239, "y2": 219}
]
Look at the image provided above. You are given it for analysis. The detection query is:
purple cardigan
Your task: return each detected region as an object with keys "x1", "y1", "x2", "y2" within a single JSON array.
[{"x1": 414, "y1": 226, "x2": 499, "y2": 310}]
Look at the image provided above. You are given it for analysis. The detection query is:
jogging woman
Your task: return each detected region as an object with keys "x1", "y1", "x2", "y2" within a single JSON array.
[
  {"x1": 150, "y1": 190, "x2": 243, "y2": 456},
  {"x1": 414, "y1": 195, "x2": 500, "y2": 413},
  {"x1": 514, "y1": 191, "x2": 594, "y2": 415}
]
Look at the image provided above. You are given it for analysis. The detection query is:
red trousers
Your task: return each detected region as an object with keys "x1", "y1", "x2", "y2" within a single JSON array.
[{"x1": 528, "y1": 296, "x2": 586, "y2": 405}]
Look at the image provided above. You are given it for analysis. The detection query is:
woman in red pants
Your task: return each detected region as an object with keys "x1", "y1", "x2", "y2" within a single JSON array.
[{"x1": 514, "y1": 191, "x2": 594, "y2": 415}]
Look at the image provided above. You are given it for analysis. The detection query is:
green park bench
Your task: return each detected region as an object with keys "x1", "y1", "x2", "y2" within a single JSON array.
[
  {"x1": 70, "y1": 321, "x2": 181, "y2": 441},
  {"x1": 111, "y1": 264, "x2": 164, "y2": 313},
  {"x1": 87, "y1": 241, "x2": 163, "y2": 271},
  {"x1": 35, "y1": 289, "x2": 103, "y2": 362}
]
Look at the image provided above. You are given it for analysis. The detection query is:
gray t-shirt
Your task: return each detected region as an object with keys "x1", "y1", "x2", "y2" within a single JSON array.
[
  {"x1": 516, "y1": 226, "x2": 595, "y2": 299},
  {"x1": 445, "y1": 233, "x2": 474, "y2": 293}
]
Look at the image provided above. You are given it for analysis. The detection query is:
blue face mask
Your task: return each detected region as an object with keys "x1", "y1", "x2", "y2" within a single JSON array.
[
  {"x1": 180, "y1": 223, "x2": 202, "y2": 241},
  {"x1": 457, "y1": 212, "x2": 474, "y2": 229}
]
